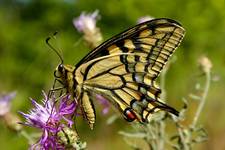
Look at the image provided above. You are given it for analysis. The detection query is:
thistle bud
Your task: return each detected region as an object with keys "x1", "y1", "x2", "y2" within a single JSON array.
[
  {"x1": 73, "y1": 10, "x2": 103, "y2": 49},
  {"x1": 198, "y1": 56, "x2": 212, "y2": 73},
  {"x1": 0, "y1": 92, "x2": 22, "y2": 131}
]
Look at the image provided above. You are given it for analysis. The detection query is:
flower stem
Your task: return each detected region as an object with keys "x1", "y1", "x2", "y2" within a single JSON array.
[
  {"x1": 191, "y1": 71, "x2": 211, "y2": 128},
  {"x1": 19, "y1": 130, "x2": 35, "y2": 145},
  {"x1": 158, "y1": 65, "x2": 169, "y2": 150}
]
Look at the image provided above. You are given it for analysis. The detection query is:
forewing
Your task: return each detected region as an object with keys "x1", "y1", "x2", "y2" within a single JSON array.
[{"x1": 76, "y1": 18, "x2": 185, "y2": 79}]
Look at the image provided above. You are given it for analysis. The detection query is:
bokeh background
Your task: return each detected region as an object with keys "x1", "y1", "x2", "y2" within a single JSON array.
[{"x1": 0, "y1": 0, "x2": 225, "y2": 149}]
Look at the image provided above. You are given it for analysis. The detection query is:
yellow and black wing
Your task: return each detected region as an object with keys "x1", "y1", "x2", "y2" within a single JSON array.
[{"x1": 74, "y1": 18, "x2": 185, "y2": 129}]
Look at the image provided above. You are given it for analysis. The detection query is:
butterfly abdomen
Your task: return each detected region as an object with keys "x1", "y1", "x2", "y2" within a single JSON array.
[{"x1": 80, "y1": 91, "x2": 96, "y2": 129}]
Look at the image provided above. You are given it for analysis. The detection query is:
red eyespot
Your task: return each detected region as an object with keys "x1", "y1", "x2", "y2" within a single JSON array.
[{"x1": 124, "y1": 108, "x2": 137, "y2": 122}]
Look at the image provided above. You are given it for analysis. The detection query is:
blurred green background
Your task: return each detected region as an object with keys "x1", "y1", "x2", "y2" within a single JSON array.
[{"x1": 0, "y1": 0, "x2": 225, "y2": 149}]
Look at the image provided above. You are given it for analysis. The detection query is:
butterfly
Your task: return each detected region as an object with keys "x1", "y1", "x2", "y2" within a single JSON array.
[{"x1": 51, "y1": 18, "x2": 185, "y2": 129}]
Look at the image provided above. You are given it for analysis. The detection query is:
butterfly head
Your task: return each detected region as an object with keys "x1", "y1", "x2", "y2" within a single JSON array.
[
  {"x1": 53, "y1": 63, "x2": 76, "y2": 95},
  {"x1": 54, "y1": 64, "x2": 76, "y2": 82}
]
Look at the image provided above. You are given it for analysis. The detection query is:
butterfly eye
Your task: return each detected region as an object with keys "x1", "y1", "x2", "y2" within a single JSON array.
[
  {"x1": 58, "y1": 64, "x2": 64, "y2": 73},
  {"x1": 54, "y1": 64, "x2": 64, "y2": 78}
]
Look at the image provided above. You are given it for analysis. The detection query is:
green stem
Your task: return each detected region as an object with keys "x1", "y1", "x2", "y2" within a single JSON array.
[
  {"x1": 177, "y1": 127, "x2": 189, "y2": 150},
  {"x1": 191, "y1": 71, "x2": 211, "y2": 128},
  {"x1": 158, "y1": 66, "x2": 169, "y2": 150},
  {"x1": 19, "y1": 130, "x2": 35, "y2": 145}
]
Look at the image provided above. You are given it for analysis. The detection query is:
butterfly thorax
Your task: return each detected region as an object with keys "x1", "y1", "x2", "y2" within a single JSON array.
[{"x1": 55, "y1": 64, "x2": 76, "y2": 96}]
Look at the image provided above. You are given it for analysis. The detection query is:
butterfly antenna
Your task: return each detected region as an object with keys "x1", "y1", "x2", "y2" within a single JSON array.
[
  {"x1": 53, "y1": 31, "x2": 58, "y2": 36},
  {"x1": 53, "y1": 31, "x2": 64, "y2": 61},
  {"x1": 46, "y1": 36, "x2": 64, "y2": 64}
]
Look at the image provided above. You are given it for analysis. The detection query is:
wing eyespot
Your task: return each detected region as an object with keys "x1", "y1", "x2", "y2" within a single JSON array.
[{"x1": 124, "y1": 108, "x2": 137, "y2": 122}]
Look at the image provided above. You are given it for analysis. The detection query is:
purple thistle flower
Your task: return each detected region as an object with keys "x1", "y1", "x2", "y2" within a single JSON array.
[
  {"x1": 73, "y1": 10, "x2": 100, "y2": 33},
  {"x1": 0, "y1": 91, "x2": 16, "y2": 116},
  {"x1": 20, "y1": 92, "x2": 76, "y2": 150},
  {"x1": 96, "y1": 94, "x2": 110, "y2": 115}
]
